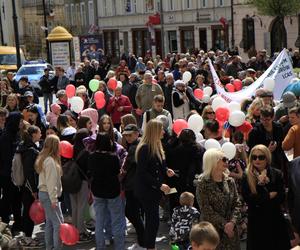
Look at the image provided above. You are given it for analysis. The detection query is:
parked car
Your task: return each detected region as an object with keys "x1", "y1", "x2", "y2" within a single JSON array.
[
  {"x1": 0, "y1": 46, "x2": 25, "y2": 72},
  {"x1": 14, "y1": 60, "x2": 54, "y2": 95}
]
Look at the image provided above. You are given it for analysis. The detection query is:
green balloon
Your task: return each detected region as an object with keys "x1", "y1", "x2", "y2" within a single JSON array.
[{"x1": 89, "y1": 79, "x2": 100, "y2": 92}]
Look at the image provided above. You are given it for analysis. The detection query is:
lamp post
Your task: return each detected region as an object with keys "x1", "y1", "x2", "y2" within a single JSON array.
[
  {"x1": 12, "y1": 0, "x2": 21, "y2": 69},
  {"x1": 42, "y1": 0, "x2": 50, "y2": 62},
  {"x1": 160, "y1": 0, "x2": 165, "y2": 58},
  {"x1": 231, "y1": 0, "x2": 235, "y2": 49},
  {"x1": 295, "y1": 13, "x2": 300, "y2": 49}
]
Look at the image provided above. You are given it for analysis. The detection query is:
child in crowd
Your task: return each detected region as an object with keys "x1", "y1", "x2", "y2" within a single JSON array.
[
  {"x1": 170, "y1": 192, "x2": 200, "y2": 249},
  {"x1": 46, "y1": 103, "x2": 61, "y2": 127},
  {"x1": 188, "y1": 222, "x2": 220, "y2": 250}
]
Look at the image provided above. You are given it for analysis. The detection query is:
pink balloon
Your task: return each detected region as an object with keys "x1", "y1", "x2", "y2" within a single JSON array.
[
  {"x1": 107, "y1": 78, "x2": 117, "y2": 90},
  {"x1": 66, "y1": 85, "x2": 76, "y2": 98},
  {"x1": 194, "y1": 89, "x2": 204, "y2": 99},
  {"x1": 59, "y1": 141, "x2": 73, "y2": 159},
  {"x1": 225, "y1": 83, "x2": 235, "y2": 92},
  {"x1": 152, "y1": 79, "x2": 157, "y2": 84},
  {"x1": 233, "y1": 79, "x2": 243, "y2": 91},
  {"x1": 94, "y1": 91, "x2": 105, "y2": 102},
  {"x1": 96, "y1": 98, "x2": 106, "y2": 109},
  {"x1": 173, "y1": 119, "x2": 188, "y2": 136},
  {"x1": 215, "y1": 106, "x2": 230, "y2": 122},
  {"x1": 60, "y1": 223, "x2": 79, "y2": 245},
  {"x1": 29, "y1": 200, "x2": 45, "y2": 224}
]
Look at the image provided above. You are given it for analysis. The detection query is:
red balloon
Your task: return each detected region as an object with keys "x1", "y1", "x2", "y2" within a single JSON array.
[
  {"x1": 236, "y1": 121, "x2": 253, "y2": 134},
  {"x1": 66, "y1": 84, "x2": 76, "y2": 98},
  {"x1": 96, "y1": 98, "x2": 106, "y2": 109},
  {"x1": 173, "y1": 119, "x2": 188, "y2": 136},
  {"x1": 225, "y1": 83, "x2": 235, "y2": 92},
  {"x1": 94, "y1": 91, "x2": 105, "y2": 102},
  {"x1": 59, "y1": 141, "x2": 74, "y2": 159},
  {"x1": 215, "y1": 107, "x2": 230, "y2": 122},
  {"x1": 107, "y1": 78, "x2": 117, "y2": 90},
  {"x1": 233, "y1": 79, "x2": 243, "y2": 91},
  {"x1": 194, "y1": 88, "x2": 204, "y2": 99},
  {"x1": 29, "y1": 200, "x2": 45, "y2": 224},
  {"x1": 60, "y1": 223, "x2": 79, "y2": 245}
]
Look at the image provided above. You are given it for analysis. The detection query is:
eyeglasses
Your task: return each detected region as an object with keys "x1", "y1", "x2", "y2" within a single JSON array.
[
  {"x1": 207, "y1": 111, "x2": 215, "y2": 115},
  {"x1": 220, "y1": 157, "x2": 229, "y2": 163},
  {"x1": 251, "y1": 155, "x2": 266, "y2": 161}
]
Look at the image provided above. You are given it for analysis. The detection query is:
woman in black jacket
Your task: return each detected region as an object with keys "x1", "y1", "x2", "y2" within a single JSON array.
[
  {"x1": 241, "y1": 144, "x2": 291, "y2": 250},
  {"x1": 70, "y1": 128, "x2": 92, "y2": 242},
  {"x1": 16, "y1": 125, "x2": 42, "y2": 247},
  {"x1": 88, "y1": 132, "x2": 125, "y2": 250},
  {"x1": 135, "y1": 119, "x2": 175, "y2": 250}
]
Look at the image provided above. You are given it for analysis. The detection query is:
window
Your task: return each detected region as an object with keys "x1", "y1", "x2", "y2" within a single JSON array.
[
  {"x1": 103, "y1": 0, "x2": 107, "y2": 16},
  {"x1": 80, "y1": 3, "x2": 86, "y2": 26},
  {"x1": 145, "y1": 0, "x2": 154, "y2": 12},
  {"x1": 202, "y1": 0, "x2": 207, "y2": 7},
  {"x1": 112, "y1": 0, "x2": 116, "y2": 15},
  {"x1": 70, "y1": 4, "x2": 75, "y2": 25},
  {"x1": 125, "y1": 0, "x2": 137, "y2": 14},
  {"x1": 75, "y1": 4, "x2": 80, "y2": 25},
  {"x1": 219, "y1": 0, "x2": 223, "y2": 6},
  {"x1": 169, "y1": 0, "x2": 174, "y2": 10},
  {"x1": 185, "y1": 0, "x2": 191, "y2": 9},
  {"x1": 88, "y1": 0, "x2": 94, "y2": 25},
  {"x1": 168, "y1": 31, "x2": 177, "y2": 53},
  {"x1": 64, "y1": 4, "x2": 70, "y2": 25}
]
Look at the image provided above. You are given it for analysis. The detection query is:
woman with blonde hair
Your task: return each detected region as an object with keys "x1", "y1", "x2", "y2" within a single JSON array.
[
  {"x1": 36, "y1": 135, "x2": 63, "y2": 250},
  {"x1": 202, "y1": 105, "x2": 216, "y2": 123},
  {"x1": 245, "y1": 98, "x2": 263, "y2": 126},
  {"x1": 5, "y1": 93, "x2": 19, "y2": 112},
  {"x1": 196, "y1": 148, "x2": 241, "y2": 250},
  {"x1": 241, "y1": 144, "x2": 290, "y2": 250},
  {"x1": 135, "y1": 119, "x2": 175, "y2": 250}
]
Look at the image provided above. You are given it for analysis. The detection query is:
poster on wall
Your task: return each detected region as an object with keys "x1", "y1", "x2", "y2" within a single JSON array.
[
  {"x1": 72, "y1": 37, "x2": 81, "y2": 67},
  {"x1": 79, "y1": 35, "x2": 103, "y2": 62},
  {"x1": 51, "y1": 42, "x2": 70, "y2": 71}
]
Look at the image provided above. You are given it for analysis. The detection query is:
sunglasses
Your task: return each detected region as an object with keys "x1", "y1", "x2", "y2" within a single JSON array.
[
  {"x1": 220, "y1": 157, "x2": 229, "y2": 163},
  {"x1": 207, "y1": 111, "x2": 215, "y2": 115},
  {"x1": 251, "y1": 155, "x2": 266, "y2": 161}
]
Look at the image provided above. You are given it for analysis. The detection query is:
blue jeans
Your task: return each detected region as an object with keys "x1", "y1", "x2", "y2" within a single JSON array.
[
  {"x1": 39, "y1": 191, "x2": 63, "y2": 250},
  {"x1": 93, "y1": 196, "x2": 125, "y2": 250},
  {"x1": 43, "y1": 93, "x2": 53, "y2": 114}
]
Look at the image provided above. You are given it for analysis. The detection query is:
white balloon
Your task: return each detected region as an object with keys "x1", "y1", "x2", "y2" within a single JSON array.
[
  {"x1": 228, "y1": 111, "x2": 245, "y2": 127},
  {"x1": 221, "y1": 142, "x2": 237, "y2": 160},
  {"x1": 196, "y1": 132, "x2": 203, "y2": 144},
  {"x1": 183, "y1": 71, "x2": 192, "y2": 83},
  {"x1": 212, "y1": 96, "x2": 227, "y2": 111},
  {"x1": 117, "y1": 81, "x2": 123, "y2": 88},
  {"x1": 188, "y1": 114, "x2": 204, "y2": 133},
  {"x1": 89, "y1": 205, "x2": 96, "y2": 221},
  {"x1": 70, "y1": 96, "x2": 84, "y2": 113},
  {"x1": 204, "y1": 139, "x2": 221, "y2": 150},
  {"x1": 227, "y1": 101, "x2": 241, "y2": 113},
  {"x1": 203, "y1": 86, "x2": 213, "y2": 96},
  {"x1": 263, "y1": 77, "x2": 275, "y2": 91},
  {"x1": 202, "y1": 94, "x2": 210, "y2": 103}
]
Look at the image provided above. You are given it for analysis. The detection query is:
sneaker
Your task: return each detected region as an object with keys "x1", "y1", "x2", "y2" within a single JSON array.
[
  {"x1": 78, "y1": 232, "x2": 93, "y2": 243},
  {"x1": 127, "y1": 243, "x2": 146, "y2": 250}
]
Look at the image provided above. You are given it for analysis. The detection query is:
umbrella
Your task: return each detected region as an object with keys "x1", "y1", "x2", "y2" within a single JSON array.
[{"x1": 282, "y1": 80, "x2": 300, "y2": 97}]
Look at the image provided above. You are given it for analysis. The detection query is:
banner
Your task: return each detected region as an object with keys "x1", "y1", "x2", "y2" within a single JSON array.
[
  {"x1": 208, "y1": 49, "x2": 295, "y2": 103},
  {"x1": 79, "y1": 35, "x2": 103, "y2": 61}
]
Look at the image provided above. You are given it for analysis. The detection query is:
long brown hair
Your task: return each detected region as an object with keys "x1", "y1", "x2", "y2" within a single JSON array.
[
  {"x1": 136, "y1": 119, "x2": 165, "y2": 162},
  {"x1": 98, "y1": 114, "x2": 115, "y2": 142},
  {"x1": 35, "y1": 135, "x2": 61, "y2": 174},
  {"x1": 246, "y1": 144, "x2": 271, "y2": 194}
]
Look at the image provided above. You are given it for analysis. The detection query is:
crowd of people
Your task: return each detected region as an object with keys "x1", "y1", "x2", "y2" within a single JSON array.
[{"x1": 0, "y1": 47, "x2": 299, "y2": 250}]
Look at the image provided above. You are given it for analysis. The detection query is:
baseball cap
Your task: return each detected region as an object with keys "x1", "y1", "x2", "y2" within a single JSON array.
[
  {"x1": 259, "y1": 89, "x2": 273, "y2": 98},
  {"x1": 122, "y1": 124, "x2": 139, "y2": 135},
  {"x1": 282, "y1": 91, "x2": 297, "y2": 108},
  {"x1": 24, "y1": 91, "x2": 33, "y2": 97}
]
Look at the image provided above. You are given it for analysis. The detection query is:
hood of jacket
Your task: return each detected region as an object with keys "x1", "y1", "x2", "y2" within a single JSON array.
[{"x1": 5, "y1": 111, "x2": 22, "y2": 134}]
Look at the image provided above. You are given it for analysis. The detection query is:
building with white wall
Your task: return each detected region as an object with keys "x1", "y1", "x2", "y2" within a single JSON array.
[{"x1": 97, "y1": 0, "x2": 233, "y2": 59}]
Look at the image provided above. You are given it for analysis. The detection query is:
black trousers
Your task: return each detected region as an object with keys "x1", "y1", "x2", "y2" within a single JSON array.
[
  {"x1": 0, "y1": 175, "x2": 22, "y2": 229},
  {"x1": 125, "y1": 190, "x2": 145, "y2": 247},
  {"x1": 138, "y1": 197, "x2": 160, "y2": 249},
  {"x1": 21, "y1": 187, "x2": 35, "y2": 237}
]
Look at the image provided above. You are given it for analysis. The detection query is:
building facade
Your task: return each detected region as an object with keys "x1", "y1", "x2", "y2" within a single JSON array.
[
  {"x1": 22, "y1": 0, "x2": 66, "y2": 59},
  {"x1": 97, "y1": 0, "x2": 233, "y2": 60},
  {"x1": 234, "y1": 0, "x2": 300, "y2": 60}
]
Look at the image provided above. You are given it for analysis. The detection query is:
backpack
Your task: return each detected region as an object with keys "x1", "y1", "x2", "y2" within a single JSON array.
[
  {"x1": 11, "y1": 153, "x2": 25, "y2": 187},
  {"x1": 61, "y1": 151, "x2": 86, "y2": 194}
]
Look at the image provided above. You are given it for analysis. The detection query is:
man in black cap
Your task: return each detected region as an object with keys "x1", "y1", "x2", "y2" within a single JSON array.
[
  {"x1": 39, "y1": 68, "x2": 55, "y2": 114},
  {"x1": 18, "y1": 76, "x2": 39, "y2": 111},
  {"x1": 121, "y1": 124, "x2": 145, "y2": 249}
]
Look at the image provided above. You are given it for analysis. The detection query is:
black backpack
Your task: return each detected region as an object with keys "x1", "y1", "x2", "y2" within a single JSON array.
[{"x1": 61, "y1": 152, "x2": 85, "y2": 194}]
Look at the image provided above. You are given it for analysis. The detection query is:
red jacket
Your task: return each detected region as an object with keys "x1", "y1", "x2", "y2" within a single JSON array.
[{"x1": 106, "y1": 95, "x2": 132, "y2": 124}]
